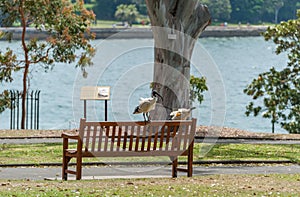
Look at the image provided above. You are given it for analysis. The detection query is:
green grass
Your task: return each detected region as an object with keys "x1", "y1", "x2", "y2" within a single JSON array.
[
  {"x1": 93, "y1": 20, "x2": 148, "y2": 28},
  {"x1": 1, "y1": 143, "x2": 299, "y2": 165},
  {"x1": 198, "y1": 143, "x2": 300, "y2": 162},
  {"x1": 0, "y1": 174, "x2": 300, "y2": 196}
]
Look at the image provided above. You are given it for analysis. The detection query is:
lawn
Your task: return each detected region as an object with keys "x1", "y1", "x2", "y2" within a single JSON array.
[{"x1": 1, "y1": 143, "x2": 299, "y2": 165}]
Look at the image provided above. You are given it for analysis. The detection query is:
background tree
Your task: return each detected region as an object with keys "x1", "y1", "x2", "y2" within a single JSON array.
[
  {"x1": 278, "y1": 0, "x2": 300, "y2": 21},
  {"x1": 199, "y1": 0, "x2": 231, "y2": 22},
  {"x1": 262, "y1": 0, "x2": 284, "y2": 23},
  {"x1": 92, "y1": 0, "x2": 297, "y2": 24},
  {"x1": 145, "y1": 0, "x2": 211, "y2": 120},
  {"x1": 244, "y1": 10, "x2": 300, "y2": 133},
  {"x1": 94, "y1": 0, "x2": 132, "y2": 20},
  {"x1": 115, "y1": 4, "x2": 139, "y2": 26},
  {"x1": 230, "y1": 0, "x2": 265, "y2": 23},
  {"x1": 0, "y1": 0, "x2": 96, "y2": 129}
]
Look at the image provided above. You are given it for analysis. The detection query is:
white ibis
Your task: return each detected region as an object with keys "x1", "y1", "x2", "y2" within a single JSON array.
[
  {"x1": 170, "y1": 107, "x2": 196, "y2": 120},
  {"x1": 133, "y1": 90, "x2": 163, "y2": 122}
]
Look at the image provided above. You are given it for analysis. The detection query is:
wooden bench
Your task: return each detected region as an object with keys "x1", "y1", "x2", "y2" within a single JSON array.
[{"x1": 61, "y1": 118, "x2": 197, "y2": 180}]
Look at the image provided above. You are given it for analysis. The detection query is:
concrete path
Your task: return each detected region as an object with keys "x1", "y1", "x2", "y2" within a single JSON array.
[
  {"x1": 3, "y1": 137, "x2": 300, "y2": 145},
  {"x1": 1, "y1": 164, "x2": 300, "y2": 181}
]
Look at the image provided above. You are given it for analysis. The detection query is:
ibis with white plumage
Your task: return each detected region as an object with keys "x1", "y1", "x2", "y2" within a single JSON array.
[
  {"x1": 133, "y1": 90, "x2": 163, "y2": 123},
  {"x1": 170, "y1": 107, "x2": 196, "y2": 120}
]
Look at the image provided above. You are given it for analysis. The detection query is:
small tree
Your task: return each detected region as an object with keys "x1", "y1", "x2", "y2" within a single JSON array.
[
  {"x1": 0, "y1": 90, "x2": 10, "y2": 113},
  {"x1": 190, "y1": 75, "x2": 208, "y2": 105},
  {"x1": 115, "y1": 4, "x2": 139, "y2": 26},
  {"x1": 244, "y1": 10, "x2": 300, "y2": 133},
  {"x1": 0, "y1": 0, "x2": 96, "y2": 129}
]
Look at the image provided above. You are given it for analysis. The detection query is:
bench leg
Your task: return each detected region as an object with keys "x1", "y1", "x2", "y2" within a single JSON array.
[
  {"x1": 62, "y1": 155, "x2": 71, "y2": 181},
  {"x1": 76, "y1": 155, "x2": 82, "y2": 180},
  {"x1": 187, "y1": 145, "x2": 193, "y2": 177},
  {"x1": 172, "y1": 157, "x2": 178, "y2": 178}
]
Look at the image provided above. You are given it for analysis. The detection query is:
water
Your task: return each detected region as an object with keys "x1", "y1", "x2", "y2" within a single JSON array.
[{"x1": 0, "y1": 37, "x2": 288, "y2": 133}]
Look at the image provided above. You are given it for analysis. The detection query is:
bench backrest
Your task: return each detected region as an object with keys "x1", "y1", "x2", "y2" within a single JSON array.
[{"x1": 79, "y1": 118, "x2": 197, "y2": 156}]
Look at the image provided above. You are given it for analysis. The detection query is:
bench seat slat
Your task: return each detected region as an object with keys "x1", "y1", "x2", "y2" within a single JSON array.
[{"x1": 82, "y1": 150, "x2": 186, "y2": 157}]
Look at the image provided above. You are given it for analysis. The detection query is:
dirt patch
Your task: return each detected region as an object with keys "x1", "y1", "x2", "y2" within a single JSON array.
[
  {"x1": 0, "y1": 129, "x2": 76, "y2": 138},
  {"x1": 0, "y1": 174, "x2": 299, "y2": 195},
  {"x1": 197, "y1": 125, "x2": 300, "y2": 139},
  {"x1": 1, "y1": 126, "x2": 300, "y2": 140}
]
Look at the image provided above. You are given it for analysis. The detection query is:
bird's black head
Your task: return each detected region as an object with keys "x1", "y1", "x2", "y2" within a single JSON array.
[{"x1": 152, "y1": 90, "x2": 163, "y2": 101}]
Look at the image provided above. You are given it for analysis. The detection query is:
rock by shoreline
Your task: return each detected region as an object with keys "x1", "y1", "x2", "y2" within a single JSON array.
[{"x1": 0, "y1": 26, "x2": 268, "y2": 40}]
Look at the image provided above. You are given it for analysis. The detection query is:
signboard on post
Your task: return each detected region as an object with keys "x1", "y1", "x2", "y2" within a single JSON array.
[{"x1": 80, "y1": 86, "x2": 110, "y2": 121}]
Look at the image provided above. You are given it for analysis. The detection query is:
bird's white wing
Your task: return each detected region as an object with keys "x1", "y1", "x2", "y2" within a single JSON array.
[
  {"x1": 139, "y1": 97, "x2": 150, "y2": 104},
  {"x1": 138, "y1": 100, "x2": 152, "y2": 112}
]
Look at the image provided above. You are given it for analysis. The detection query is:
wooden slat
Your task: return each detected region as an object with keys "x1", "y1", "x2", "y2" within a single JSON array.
[
  {"x1": 85, "y1": 126, "x2": 91, "y2": 151},
  {"x1": 117, "y1": 126, "x2": 122, "y2": 151},
  {"x1": 153, "y1": 126, "x2": 159, "y2": 151},
  {"x1": 97, "y1": 126, "x2": 103, "y2": 151},
  {"x1": 177, "y1": 168, "x2": 188, "y2": 172},
  {"x1": 165, "y1": 126, "x2": 171, "y2": 151},
  {"x1": 141, "y1": 125, "x2": 146, "y2": 151},
  {"x1": 122, "y1": 126, "x2": 128, "y2": 150},
  {"x1": 66, "y1": 170, "x2": 77, "y2": 175},
  {"x1": 91, "y1": 126, "x2": 97, "y2": 151},
  {"x1": 83, "y1": 150, "x2": 186, "y2": 157},
  {"x1": 135, "y1": 125, "x2": 140, "y2": 151},
  {"x1": 159, "y1": 126, "x2": 165, "y2": 150},
  {"x1": 183, "y1": 125, "x2": 189, "y2": 150},
  {"x1": 104, "y1": 126, "x2": 109, "y2": 151},
  {"x1": 110, "y1": 126, "x2": 116, "y2": 151},
  {"x1": 129, "y1": 126, "x2": 134, "y2": 151},
  {"x1": 147, "y1": 126, "x2": 153, "y2": 151}
]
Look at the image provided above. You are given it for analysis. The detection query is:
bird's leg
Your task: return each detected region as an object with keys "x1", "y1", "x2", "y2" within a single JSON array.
[
  {"x1": 147, "y1": 112, "x2": 151, "y2": 122},
  {"x1": 143, "y1": 113, "x2": 147, "y2": 124}
]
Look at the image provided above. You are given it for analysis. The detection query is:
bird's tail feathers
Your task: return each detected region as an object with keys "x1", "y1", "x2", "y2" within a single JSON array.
[{"x1": 133, "y1": 106, "x2": 141, "y2": 114}]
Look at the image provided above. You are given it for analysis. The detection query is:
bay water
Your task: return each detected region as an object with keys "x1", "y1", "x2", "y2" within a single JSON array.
[{"x1": 0, "y1": 37, "x2": 288, "y2": 133}]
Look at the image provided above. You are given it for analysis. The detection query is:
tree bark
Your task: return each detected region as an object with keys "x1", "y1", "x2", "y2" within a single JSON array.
[{"x1": 146, "y1": 0, "x2": 211, "y2": 120}]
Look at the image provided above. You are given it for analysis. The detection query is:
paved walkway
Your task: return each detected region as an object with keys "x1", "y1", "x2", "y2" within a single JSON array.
[
  {"x1": 1, "y1": 164, "x2": 300, "y2": 180},
  {"x1": 3, "y1": 137, "x2": 300, "y2": 145}
]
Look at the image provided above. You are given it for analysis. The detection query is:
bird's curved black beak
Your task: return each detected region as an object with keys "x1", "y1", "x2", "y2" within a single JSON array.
[{"x1": 152, "y1": 90, "x2": 163, "y2": 101}]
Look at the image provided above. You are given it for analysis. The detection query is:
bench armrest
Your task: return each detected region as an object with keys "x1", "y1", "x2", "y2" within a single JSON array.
[{"x1": 61, "y1": 132, "x2": 80, "y2": 140}]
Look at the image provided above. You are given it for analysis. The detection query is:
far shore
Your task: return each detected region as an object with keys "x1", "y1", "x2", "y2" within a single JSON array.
[{"x1": 0, "y1": 26, "x2": 268, "y2": 40}]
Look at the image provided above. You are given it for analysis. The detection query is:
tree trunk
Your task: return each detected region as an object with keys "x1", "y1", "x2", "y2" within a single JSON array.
[
  {"x1": 20, "y1": 0, "x2": 29, "y2": 129},
  {"x1": 146, "y1": 0, "x2": 211, "y2": 120}
]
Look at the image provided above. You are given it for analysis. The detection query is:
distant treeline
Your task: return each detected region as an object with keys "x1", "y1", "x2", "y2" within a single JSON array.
[{"x1": 88, "y1": 0, "x2": 299, "y2": 24}]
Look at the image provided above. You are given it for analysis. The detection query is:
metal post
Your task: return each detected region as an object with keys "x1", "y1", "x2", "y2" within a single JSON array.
[
  {"x1": 36, "y1": 90, "x2": 40, "y2": 130},
  {"x1": 10, "y1": 91, "x2": 14, "y2": 129},
  {"x1": 105, "y1": 100, "x2": 108, "y2": 121},
  {"x1": 26, "y1": 91, "x2": 28, "y2": 129},
  {"x1": 83, "y1": 100, "x2": 87, "y2": 119},
  {"x1": 30, "y1": 91, "x2": 33, "y2": 129},
  {"x1": 16, "y1": 91, "x2": 19, "y2": 130}
]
